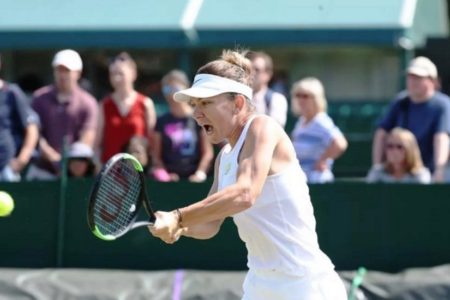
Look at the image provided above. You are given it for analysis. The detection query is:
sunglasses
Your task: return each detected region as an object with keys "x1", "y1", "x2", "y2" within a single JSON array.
[
  {"x1": 294, "y1": 92, "x2": 312, "y2": 99},
  {"x1": 253, "y1": 67, "x2": 266, "y2": 73},
  {"x1": 162, "y1": 85, "x2": 181, "y2": 95},
  {"x1": 386, "y1": 143, "x2": 404, "y2": 150}
]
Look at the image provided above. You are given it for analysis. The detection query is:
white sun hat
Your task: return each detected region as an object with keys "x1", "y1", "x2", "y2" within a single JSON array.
[
  {"x1": 407, "y1": 56, "x2": 438, "y2": 79},
  {"x1": 173, "y1": 74, "x2": 253, "y2": 102},
  {"x1": 68, "y1": 142, "x2": 94, "y2": 159},
  {"x1": 52, "y1": 49, "x2": 83, "y2": 71}
]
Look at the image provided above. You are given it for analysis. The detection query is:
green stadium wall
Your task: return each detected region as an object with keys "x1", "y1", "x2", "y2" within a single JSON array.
[{"x1": 0, "y1": 179, "x2": 449, "y2": 273}]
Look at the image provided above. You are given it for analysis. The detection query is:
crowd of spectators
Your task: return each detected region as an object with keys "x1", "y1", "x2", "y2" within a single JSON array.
[
  {"x1": 1, "y1": 49, "x2": 449, "y2": 184},
  {"x1": 371, "y1": 56, "x2": 450, "y2": 184}
]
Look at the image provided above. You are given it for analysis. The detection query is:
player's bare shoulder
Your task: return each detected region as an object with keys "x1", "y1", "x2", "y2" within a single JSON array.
[{"x1": 249, "y1": 114, "x2": 286, "y2": 139}]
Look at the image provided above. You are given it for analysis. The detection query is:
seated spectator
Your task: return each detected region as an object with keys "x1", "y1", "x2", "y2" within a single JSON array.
[
  {"x1": 151, "y1": 70, "x2": 214, "y2": 182},
  {"x1": 67, "y1": 142, "x2": 98, "y2": 178},
  {"x1": 290, "y1": 77, "x2": 348, "y2": 183},
  {"x1": 96, "y1": 52, "x2": 156, "y2": 164},
  {"x1": 123, "y1": 135, "x2": 151, "y2": 175},
  {"x1": 372, "y1": 56, "x2": 450, "y2": 182},
  {"x1": 0, "y1": 53, "x2": 40, "y2": 181},
  {"x1": 27, "y1": 49, "x2": 98, "y2": 181},
  {"x1": 367, "y1": 127, "x2": 431, "y2": 183}
]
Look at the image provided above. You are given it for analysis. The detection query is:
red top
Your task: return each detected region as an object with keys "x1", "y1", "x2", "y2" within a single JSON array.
[{"x1": 101, "y1": 93, "x2": 148, "y2": 163}]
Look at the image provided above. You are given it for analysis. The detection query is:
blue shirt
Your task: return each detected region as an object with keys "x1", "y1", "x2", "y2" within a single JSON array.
[
  {"x1": 0, "y1": 83, "x2": 39, "y2": 170},
  {"x1": 291, "y1": 112, "x2": 344, "y2": 182},
  {"x1": 378, "y1": 91, "x2": 450, "y2": 171}
]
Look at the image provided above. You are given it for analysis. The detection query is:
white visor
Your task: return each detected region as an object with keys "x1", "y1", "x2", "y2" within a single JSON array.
[{"x1": 173, "y1": 74, "x2": 253, "y2": 102}]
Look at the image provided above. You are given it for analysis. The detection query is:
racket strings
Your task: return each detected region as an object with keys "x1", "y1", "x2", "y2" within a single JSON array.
[{"x1": 93, "y1": 160, "x2": 142, "y2": 236}]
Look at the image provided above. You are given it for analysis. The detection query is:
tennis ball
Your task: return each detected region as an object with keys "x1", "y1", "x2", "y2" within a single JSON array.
[{"x1": 0, "y1": 191, "x2": 14, "y2": 217}]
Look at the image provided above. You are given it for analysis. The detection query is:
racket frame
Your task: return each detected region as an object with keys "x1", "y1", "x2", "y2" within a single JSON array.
[{"x1": 87, "y1": 153, "x2": 155, "y2": 241}]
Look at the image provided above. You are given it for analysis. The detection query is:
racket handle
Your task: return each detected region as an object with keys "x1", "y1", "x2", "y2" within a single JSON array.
[{"x1": 131, "y1": 221, "x2": 154, "y2": 229}]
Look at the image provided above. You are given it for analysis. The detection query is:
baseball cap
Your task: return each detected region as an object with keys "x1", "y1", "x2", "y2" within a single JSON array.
[
  {"x1": 52, "y1": 49, "x2": 83, "y2": 71},
  {"x1": 174, "y1": 73, "x2": 253, "y2": 102},
  {"x1": 407, "y1": 56, "x2": 437, "y2": 79}
]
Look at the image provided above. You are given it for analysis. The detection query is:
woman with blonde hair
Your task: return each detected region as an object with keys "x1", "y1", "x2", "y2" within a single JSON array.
[
  {"x1": 148, "y1": 50, "x2": 347, "y2": 299},
  {"x1": 367, "y1": 127, "x2": 431, "y2": 183},
  {"x1": 290, "y1": 77, "x2": 348, "y2": 183}
]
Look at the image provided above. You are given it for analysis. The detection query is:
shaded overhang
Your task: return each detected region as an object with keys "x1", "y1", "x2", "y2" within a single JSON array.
[{"x1": 0, "y1": 0, "x2": 447, "y2": 49}]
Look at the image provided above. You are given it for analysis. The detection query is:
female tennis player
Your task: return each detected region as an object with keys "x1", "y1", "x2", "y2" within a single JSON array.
[{"x1": 149, "y1": 50, "x2": 347, "y2": 299}]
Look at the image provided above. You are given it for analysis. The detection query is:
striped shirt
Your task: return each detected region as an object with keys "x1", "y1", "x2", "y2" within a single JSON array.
[{"x1": 290, "y1": 112, "x2": 343, "y2": 183}]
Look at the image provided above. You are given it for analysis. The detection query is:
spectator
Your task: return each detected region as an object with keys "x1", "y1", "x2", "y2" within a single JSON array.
[
  {"x1": 367, "y1": 127, "x2": 431, "y2": 183},
  {"x1": 290, "y1": 77, "x2": 348, "y2": 183},
  {"x1": 27, "y1": 49, "x2": 98, "y2": 180},
  {"x1": 246, "y1": 51, "x2": 288, "y2": 127},
  {"x1": 151, "y1": 70, "x2": 214, "y2": 182},
  {"x1": 0, "y1": 53, "x2": 40, "y2": 181},
  {"x1": 372, "y1": 56, "x2": 450, "y2": 182},
  {"x1": 67, "y1": 142, "x2": 98, "y2": 178},
  {"x1": 123, "y1": 135, "x2": 151, "y2": 176},
  {"x1": 96, "y1": 52, "x2": 156, "y2": 164}
]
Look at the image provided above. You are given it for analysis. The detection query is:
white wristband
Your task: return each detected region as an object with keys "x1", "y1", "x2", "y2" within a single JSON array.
[{"x1": 194, "y1": 170, "x2": 207, "y2": 180}]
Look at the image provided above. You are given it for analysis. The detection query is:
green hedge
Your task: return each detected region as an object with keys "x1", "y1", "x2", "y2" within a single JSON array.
[{"x1": 0, "y1": 179, "x2": 449, "y2": 272}]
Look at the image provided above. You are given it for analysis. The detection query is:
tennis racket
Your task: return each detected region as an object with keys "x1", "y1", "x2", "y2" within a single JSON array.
[{"x1": 87, "y1": 153, "x2": 156, "y2": 241}]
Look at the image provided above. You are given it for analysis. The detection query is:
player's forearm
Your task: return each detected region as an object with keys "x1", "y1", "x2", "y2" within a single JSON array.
[
  {"x1": 179, "y1": 183, "x2": 252, "y2": 228},
  {"x1": 182, "y1": 219, "x2": 223, "y2": 240}
]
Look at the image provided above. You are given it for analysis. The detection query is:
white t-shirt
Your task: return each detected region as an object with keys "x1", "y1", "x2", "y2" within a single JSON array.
[{"x1": 253, "y1": 87, "x2": 288, "y2": 128}]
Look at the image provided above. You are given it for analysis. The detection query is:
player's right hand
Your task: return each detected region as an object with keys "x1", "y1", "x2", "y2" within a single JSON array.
[{"x1": 148, "y1": 211, "x2": 182, "y2": 244}]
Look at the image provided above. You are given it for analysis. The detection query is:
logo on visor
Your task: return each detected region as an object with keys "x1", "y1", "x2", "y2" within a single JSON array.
[{"x1": 193, "y1": 77, "x2": 205, "y2": 85}]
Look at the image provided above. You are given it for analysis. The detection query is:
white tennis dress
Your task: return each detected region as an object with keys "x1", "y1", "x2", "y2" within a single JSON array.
[{"x1": 218, "y1": 116, "x2": 347, "y2": 300}]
